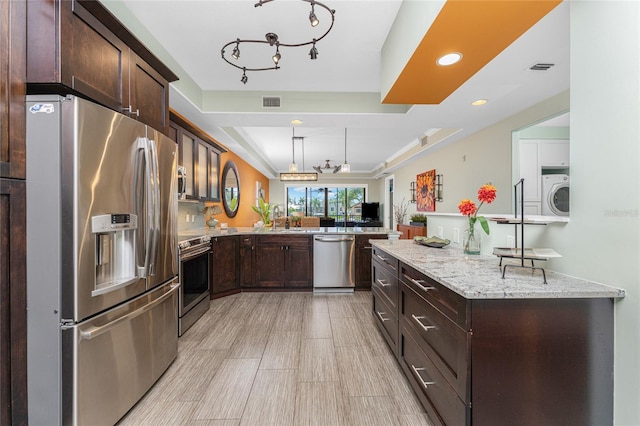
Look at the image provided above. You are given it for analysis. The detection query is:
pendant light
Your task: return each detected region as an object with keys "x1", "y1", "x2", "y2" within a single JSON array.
[
  {"x1": 280, "y1": 130, "x2": 318, "y2": 181},
  {"x1": 289, "y1": 127, "x2": 298, "y2": 172},
  {"x1": 341, "y1": 128, "x2": 351, "y2": 173}
]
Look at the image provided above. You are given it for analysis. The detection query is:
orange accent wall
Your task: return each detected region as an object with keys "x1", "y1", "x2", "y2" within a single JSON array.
[
  {"x1": 218, "y1": 150, "x2": 270, "y2": 227},
  {"x1": 383, "y1": 0, "x2": 562, "y2": 105}
]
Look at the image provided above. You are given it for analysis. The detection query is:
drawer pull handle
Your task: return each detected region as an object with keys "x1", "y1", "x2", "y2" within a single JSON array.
[
  {"x1": 408, "y1": 277, "x2": 435, "y2": 292},
  {"x1": 376, "y1": 278, "x2": 391, "y2": 287},
  {"x1": 411, "y1": 365, "x2": 435, "y2": 389},
  {"x1": 412, "y1": 314, "x2": 436, "y2": 331},
  {"x1": 376, "y1": 311, "x2": 390, "y2": 322},
  {"x1": 375, "y1": 254, "x2": 388, "y2": 261}
]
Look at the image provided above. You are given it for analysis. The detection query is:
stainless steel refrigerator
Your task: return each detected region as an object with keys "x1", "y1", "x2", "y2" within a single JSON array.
[{"x1": 26, "y1": 95, "x2": 180, "y2": 426}]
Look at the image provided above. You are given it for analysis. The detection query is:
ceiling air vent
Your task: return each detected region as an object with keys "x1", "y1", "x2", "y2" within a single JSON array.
[
  {"x1": 262, "y1": 96, "x2": 281, "y2": 108},
  {"x1": 529, "y1": 63, "x2": 555, "y2": 71}
]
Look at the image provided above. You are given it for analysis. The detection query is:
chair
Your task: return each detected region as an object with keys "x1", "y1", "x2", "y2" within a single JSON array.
[
  {"x1": 319, "y1": 217, "x2": 335, "y2": 227},
  {"x1": 300, "y1": 216, "x2": 320, "y2": 227}
]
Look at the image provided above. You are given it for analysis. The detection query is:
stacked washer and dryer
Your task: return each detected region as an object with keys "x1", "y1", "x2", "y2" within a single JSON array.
[{"x1": 542, "y1": 174, "x2": 570, "y2": 216}]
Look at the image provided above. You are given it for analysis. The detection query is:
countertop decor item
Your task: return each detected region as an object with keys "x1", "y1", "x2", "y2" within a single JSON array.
[
  {"x1": 413, "y1": 235, "x2": 450, "y2": 248},
  {"x1": 204, "y1": 203, "x2": 222, "y2": 228},
  {"x1": 393, "y1": 197, "x2": 409, "y2": 225},
  {"x1": 458, "y1": 183, "x2": 497, "y2": 254},
  {"x1": 409, "y1": 213, "x2": 427, "y2": 226},
  {"x1": 251, "y1": 197, "x2": 273, "y2": 227}
]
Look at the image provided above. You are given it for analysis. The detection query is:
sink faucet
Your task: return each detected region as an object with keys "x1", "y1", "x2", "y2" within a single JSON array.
[{"x1": 272, "y1": 205, "x2": 281, "y2": 230}]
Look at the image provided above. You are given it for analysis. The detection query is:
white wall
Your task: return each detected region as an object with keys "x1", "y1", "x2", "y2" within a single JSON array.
[{"x1": 388, "y1": 2, "x2": 640, "y2": 424}]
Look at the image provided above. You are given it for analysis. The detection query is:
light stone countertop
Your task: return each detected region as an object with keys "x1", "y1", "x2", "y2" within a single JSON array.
[
  {"x1": 370, "y1": 239, "x2": 625, "y2": 300},
  {"x1": 179, "y1": 226, "x2": 391, "y2": 242}
]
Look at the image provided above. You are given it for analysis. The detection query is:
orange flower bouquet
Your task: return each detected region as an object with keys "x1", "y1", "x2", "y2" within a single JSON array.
[{"x1": 458, "y1": 183, "x2": 497, "y2": 254}]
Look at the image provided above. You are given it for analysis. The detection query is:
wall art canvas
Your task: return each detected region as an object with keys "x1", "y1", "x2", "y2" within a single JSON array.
[{"x1": 416, "y1": 169, "x2": 436, "y2": 212}]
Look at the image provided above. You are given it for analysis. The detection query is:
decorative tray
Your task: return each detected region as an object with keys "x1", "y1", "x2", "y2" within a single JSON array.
[
  {"x1": 413, "y1": 236, "x2": 450, "y2": 248},
  {"x1": 493, "y1": 247, "x2": 562, "y2": 260}
]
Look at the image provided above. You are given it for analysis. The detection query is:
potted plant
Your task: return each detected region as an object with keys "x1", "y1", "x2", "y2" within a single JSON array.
[
  {"x1": 251, "y1": 197, "x2": 272, "y2": 226},
  {"x1": 409, "y1": 213, "x2": 427, "y2": 227},
  {"x1": 393, "y1": 197, "x2": 409, "y2": 225}
]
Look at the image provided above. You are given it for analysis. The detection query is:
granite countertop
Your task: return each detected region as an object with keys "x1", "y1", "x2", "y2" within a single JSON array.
[
  {"x1": 179, "y1": 226, "x2": 391, "y2": 242},
  {"x1": 370, "y1": 239, "x2": 625, "y2": 300}
]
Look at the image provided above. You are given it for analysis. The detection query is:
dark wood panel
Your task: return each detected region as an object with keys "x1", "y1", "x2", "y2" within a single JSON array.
[
  {"x1": 400, "y1": 262, "x2": 469, "y2": 330},
  {"x1": 210, "y1": 236, "x2": 239, "y2": 296},
  {"x1": 372, "y1": 259, "x2": 398, "y2": 309},
  {"x1": 0, "y1": 0, "x2": 26, "y2": 179},
  {"x1": 354, "y1": 234, "x2": 386, "y2": 289},
  {"x1": 470, "y1": 298, "x2": 614, "y2": 426},
  {"x1": 401, "y1": 283, "x2": 469, "y2": 401},
  {"x1": 372, "y1": 245, "x2": 398, "y2": 273},
  {"x1": 239, "y1": 235, "x2": 254, "y2": 287},
  {"x1": 400, "y1": 326, "x2": 469, "y2": 426},
  {"x1": 285, "y1": 243, "x2": 312, "y2": 288},
  {"x1": 130, "y1": 54, "x2": 169, "y2": 134},
  {"x1": 372, "y1": 288, "x2": 398, "y2": 355},
  {"x1": 0, "y1": 179, "x2": 28, "y2": 425},
  {"x1": 254, "y1": 243, "x2": 285, "y2": 287}
]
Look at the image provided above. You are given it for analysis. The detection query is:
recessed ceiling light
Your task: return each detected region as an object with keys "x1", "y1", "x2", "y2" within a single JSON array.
[
  {"x1": 291, "y1": 119, "x2": 303, "y2": 125},
  {"x1": 472, "y1": 99, "x2": 487, "y2": 106},
  {"x1": 436, "y1": 52, "x2": 463, "y2": 66}
]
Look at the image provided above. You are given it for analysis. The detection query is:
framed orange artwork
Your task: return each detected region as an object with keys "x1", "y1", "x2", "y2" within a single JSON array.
[{"x1": 416, "y1": 169, "x2": 436, "y2": 212}]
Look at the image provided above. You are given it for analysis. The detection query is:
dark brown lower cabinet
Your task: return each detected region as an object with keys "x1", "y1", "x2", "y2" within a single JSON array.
[
  {"x1": 210, "y1": 235, "x2": 240, "y2": 298},
  {"x1": 354, "y1": 234, "x2": 387, "y2": 289},
  {"x1": 253, "y1": 235, "x2": 312, "y2": 289},
  {"x1": 374, "y1": 251, "x2": 615, "y2": 426},
  {"x1": 239, "y1": 235, "x2": 255, "y2": 288},
  {"x1": 0, "y1": 179, "x2": 28, "y2": 425}
]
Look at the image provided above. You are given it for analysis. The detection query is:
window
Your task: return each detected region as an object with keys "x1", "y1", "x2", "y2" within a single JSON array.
[{"x1": 286, "y1": 185, "x2": 367, "y2": 225}]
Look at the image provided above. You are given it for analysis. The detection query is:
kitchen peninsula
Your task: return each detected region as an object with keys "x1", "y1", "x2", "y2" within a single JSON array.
[
  {"x1": 179, "y1": 226, "x2": 390, "y2": 297},
  {"x1": 370, "y1": 239, "x2": 624, "y2": 426}
]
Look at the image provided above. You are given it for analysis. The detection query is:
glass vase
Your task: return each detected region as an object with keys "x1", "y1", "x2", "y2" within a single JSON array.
[{"x1": 463, "y1": 223, "x2": 481, "y2": 255}]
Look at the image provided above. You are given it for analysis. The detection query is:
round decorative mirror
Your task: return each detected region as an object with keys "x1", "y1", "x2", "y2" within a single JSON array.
[{"x1": 222, "y1": 161, "x2": 240, "y2": 218}]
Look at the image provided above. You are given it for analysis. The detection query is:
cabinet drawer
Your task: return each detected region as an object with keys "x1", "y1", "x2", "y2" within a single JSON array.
[
  {"x1": 402, "y1": 284, "x2": 469, "y2": 401},
  {"x1": 372, "y1": 289, "x2": 398, "y2": 355},
  {"x1": 372, "y1": 246, "x2": 398, "y2": 273},
  {"x1": 400, "y1": 262, "x2": 469, "y2": 330},
  {"x1": 400, "y1": 327, "x2": 469, "y2": 426},
  {"x1": 372, "y1": 259, "x2": 398, "y2": 309},
  {"x1": 240, "y1": 235, "x2": 254, "y2": 247}
]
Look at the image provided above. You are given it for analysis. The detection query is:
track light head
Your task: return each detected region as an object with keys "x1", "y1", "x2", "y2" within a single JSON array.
[
  {"x1": 309, "y1": 4, "x2": 319, "y2": 27},
  {"x1": 240, "y1": 69, "x2": 248, "y2": 84},
  {"x1": 231, "y1": 39, "x2": 240, "y2": 59},
  {"x1": 272, "y1": 48, "x2": 281, "y2": 64},
  {"x1": 309, "y1": 41, "x2": 318, "y2": 60},
  {"x1": 265, "y1": 32, "x2": 278, "y2": 46}
]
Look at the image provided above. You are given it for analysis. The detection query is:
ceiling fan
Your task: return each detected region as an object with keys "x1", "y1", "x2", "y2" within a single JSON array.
[{"x1": 313, "y1": 160, "x2": 341, "y2": 174}]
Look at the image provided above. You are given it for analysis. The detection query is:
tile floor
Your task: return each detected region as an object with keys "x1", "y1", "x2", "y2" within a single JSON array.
[{"x1": 118, "y1": 291, "x2": 434, "y2": 426}]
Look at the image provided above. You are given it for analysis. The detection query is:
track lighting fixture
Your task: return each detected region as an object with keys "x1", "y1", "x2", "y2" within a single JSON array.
[
  {"x1": 221, "y1": 0, "x2": 335, "y2": 83},
  {"x1": 231, "y1": 39, "x2": 240, "y2": 59},
  {"x1": 309, "y1": 3, "x2": 319, "y2": 27},
  {"x1": 309, "y1": 40, "x2": 318, "y2": 60},
  {"x1": 272, "y1": 47, "x2": 281, "y2": 64}
]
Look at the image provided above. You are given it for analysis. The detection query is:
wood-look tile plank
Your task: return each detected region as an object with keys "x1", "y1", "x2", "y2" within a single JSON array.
[
  {"x1": 260, "y1": 331, "x2": 301, "y2": 370},
  {"x1": 192, "y1": 358, "x2": 260, "y2": 420},
  {"x1": 184, "y1": 420, "x2": 241, "y2": 426},
  {"x1": 301, "y1": 309, "x2": 333, "y2": 339},
  {"x1": 297, "y1": 338, "x2": 339, "y2": 382},
  {"x1": 228, "y1": 303, "x2": 279, "y2": 359},
  {"x1": 293, "y1": 381, "x2": 345, "y2": 426},
  {"x1": 398, "y1": 413, "x2": 435, "y2": 426},
  {"x1": 330, "y1": 316, "x2": 368, "y2": 347},
  {"x1": 118, "y1": 401, "x2": 197, "y2": 425},
  {"x1": 240, "y1": 369, "x2": 297, "y2": 426},
  {"x1": 335, "y1": 345, "x2": 389, "y2": 397},
  {"x1": 271, "y1": 297, "x2": 305, "y2": 332},
  {"x1": 327, "y1": 295, "x2": 356, "y2": 318},
  {"x1": 197, "y1": 314, "x2": 246, "y2": 350},
  {"x1": 376, "y1": 352, "x2": 426, "y2": 416},
  {"x1": 343, "y1": 396, "x2": 399, "y2": 426}
]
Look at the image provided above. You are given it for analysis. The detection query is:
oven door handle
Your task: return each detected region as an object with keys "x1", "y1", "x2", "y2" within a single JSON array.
[{"x1": 180, "y1": 245, "x2": 212, "y2": 261}]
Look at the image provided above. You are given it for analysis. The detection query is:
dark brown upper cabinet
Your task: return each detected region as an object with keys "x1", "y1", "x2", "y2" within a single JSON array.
[{"x1": 26, "y1": 0, "x2": 178, "y2": 135}]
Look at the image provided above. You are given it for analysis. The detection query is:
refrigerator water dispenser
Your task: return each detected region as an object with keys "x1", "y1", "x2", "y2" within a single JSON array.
[{"x1": 92, "y1": 214, "x2": 138, "y2": 295}]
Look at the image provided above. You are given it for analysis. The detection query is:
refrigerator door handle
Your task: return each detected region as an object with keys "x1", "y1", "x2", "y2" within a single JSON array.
[
  {"x1": 147, "y1": 139, "x2": 160, "y2": 276},
  {"x1": 136, "y1": 137, "x2": 154, "y2": 278},
  {"x1": 79, "y1": 283, "x2": 179, "y2": 341}
]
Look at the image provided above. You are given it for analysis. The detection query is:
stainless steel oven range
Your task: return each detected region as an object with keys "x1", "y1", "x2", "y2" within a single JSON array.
[{"x1": 178, "y1": 235, "x2": 212, "y2": 335}]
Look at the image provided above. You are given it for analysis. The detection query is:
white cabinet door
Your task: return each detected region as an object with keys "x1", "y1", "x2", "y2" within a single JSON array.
[
  {"x1": 519, "y1": 141, "x2": 540, "y2": 201},
  {"x1": 539, "y1": 140, "x2": 569, "y2": 167}
]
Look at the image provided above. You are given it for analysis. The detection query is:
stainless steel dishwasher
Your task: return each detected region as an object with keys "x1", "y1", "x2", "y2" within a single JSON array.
[{"x1": 313, "y1": 235, "x2": 355, "y2": 289}]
